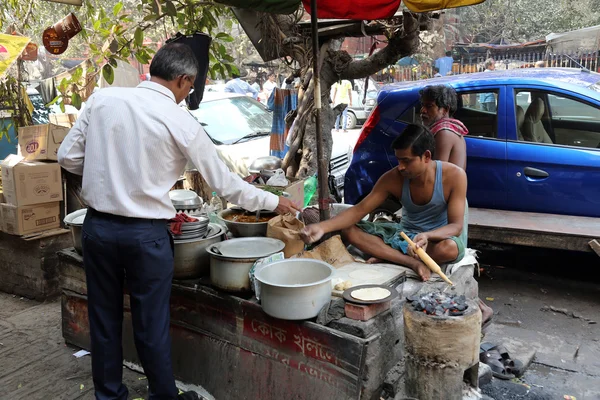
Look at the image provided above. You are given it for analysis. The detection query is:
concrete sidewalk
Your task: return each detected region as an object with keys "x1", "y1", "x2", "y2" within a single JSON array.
[{"x1": 0, "y1": 293, "x2": 149, "y2": 399}]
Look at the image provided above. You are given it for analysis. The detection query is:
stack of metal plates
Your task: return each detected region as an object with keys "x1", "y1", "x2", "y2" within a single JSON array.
[{"x1": 171, "y1": 215, "x2": 210, "y2": 241}]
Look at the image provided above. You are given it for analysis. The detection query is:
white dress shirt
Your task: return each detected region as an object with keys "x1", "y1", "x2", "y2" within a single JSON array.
[{"x1": 58, "y1": 81, "x2": 278, "y2": 219}]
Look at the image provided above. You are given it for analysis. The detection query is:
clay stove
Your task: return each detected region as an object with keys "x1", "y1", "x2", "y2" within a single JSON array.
[{"x1": 403, "y1": 291, "x2": 481, "y2": 400}]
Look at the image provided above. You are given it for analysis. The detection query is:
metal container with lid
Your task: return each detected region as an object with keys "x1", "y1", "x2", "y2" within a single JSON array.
[
  {"x1": 207, "y1": 237, "x2": 285, "y2": 292},
  {"x1": 169, "y1": 189, "x2": 202, "y2": 213}
]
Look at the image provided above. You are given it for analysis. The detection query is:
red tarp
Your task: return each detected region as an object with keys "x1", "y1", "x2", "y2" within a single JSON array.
[{"x1": 302, "y1": 0, "x2": 401, "y2": 20}]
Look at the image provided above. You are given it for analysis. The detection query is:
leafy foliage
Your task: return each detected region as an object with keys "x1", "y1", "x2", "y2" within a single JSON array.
[{"x1": 455, "y1": 0, "x2": 600, "y2": 43}]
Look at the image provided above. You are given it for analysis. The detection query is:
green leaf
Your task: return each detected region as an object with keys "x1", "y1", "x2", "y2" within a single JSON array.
[
  {"x1": 60, "y1": 101, "x2": 66, "y2": 113},
  {"x1": 102, "y1": 64, "x2": 114, "y2": 85},
  {"x1": 134, "y1": 27, "x2": 144, "y2": 47},
  {"x1": 113, "y1": 2, "x2": 123, "y2": 16},
  {"x1": 225, "y1": 19, "x2": 233, "y2": 30},
  {"x1": 166, "y1": 1, "x2": 177, "y2": 17},
  {"x1": 93, "y1": 20, "x2": 101, "y2": 30},
  {"x1": 89, "y1": 43, "x2": 98, "y2": 52},
  {"x1": 215, "y1": 32, "x2": 234, "y2": 42},
  {"x1": 109, "y1": 58, "x2": 118, "y2": 67},
  {"x1": 58, "y1": 78, "x2": 68, "y2": 92},
  {"x1": 134, "y1": 52, "x2": 146, "y2": 65},
  {"x1": 71, "y1": 93, "x2": 82, "y2": 109}
]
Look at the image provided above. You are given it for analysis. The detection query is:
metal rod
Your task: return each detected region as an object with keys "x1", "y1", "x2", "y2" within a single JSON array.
[{"x1": 310, "y1": 0, "x2": 330, "y2": 222}]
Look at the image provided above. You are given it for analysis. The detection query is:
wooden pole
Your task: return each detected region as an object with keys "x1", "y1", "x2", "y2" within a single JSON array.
[{"x1": 310, "y1": 0, "x2": 331, "y2": 222}]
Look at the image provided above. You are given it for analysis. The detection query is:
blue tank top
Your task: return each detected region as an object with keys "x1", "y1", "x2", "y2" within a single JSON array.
[{"x1": 400, "y1": 160, "x2": 448, "y2": 233}]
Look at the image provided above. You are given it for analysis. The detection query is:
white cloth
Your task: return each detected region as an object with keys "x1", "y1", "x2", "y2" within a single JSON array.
[{"x1": 58, "y1": 81, "x2": 278, "y2": 219}]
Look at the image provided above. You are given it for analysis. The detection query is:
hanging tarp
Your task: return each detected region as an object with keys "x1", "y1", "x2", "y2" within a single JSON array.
[
  {"x1": 0, "y1": 34, "x2": 30, "y2": 79},
  {"x1": 546, "y1": 25, "x2": 600, "y2": 53},
  {"x1": 216, "y1": 0, "x2": 301, "y2": 14},
  {"x1": 402, "y1": 0, "x2": 485, "y2": 12},
  {"x1": 302, "y1": 0, "x2": 400, "y2": 19}
]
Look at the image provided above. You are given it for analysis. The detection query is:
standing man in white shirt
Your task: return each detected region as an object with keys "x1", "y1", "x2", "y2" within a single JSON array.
[
  {"x1": 58, "y1": 43, "x2": 298, "y2": 400},
  {"x1": 262, "y1": 71, "x2": 278, "y2": 101}
]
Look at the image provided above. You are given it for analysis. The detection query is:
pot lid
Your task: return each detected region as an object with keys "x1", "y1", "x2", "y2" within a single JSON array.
[{"x1": 208, "y1": 237, "x2": 284, "y2": 259}]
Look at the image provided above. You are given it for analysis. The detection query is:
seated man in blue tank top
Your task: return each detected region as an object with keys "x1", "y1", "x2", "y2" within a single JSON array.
[{"x1": 300, "y1": 124, "x2": 467, "y2": 281}]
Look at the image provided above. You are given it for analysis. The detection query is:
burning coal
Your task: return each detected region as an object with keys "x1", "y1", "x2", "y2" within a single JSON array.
[{"x1": 407, "y1": 292, "x2": 468, "y2": 316}]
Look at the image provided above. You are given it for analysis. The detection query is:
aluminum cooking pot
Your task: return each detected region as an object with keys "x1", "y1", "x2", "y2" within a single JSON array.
[
  {"x1": 64, "y1": 208, "x2": 87, "y2": 255},
  {"x1": 207, "y1": 237, "x2": 285, "y2": 292},
  {"x1": 173, "y1": 223, "x2": 225, "y2": 279},
  {"x1": 255, "y1": 258, "x2": 335, "y2": 320}
]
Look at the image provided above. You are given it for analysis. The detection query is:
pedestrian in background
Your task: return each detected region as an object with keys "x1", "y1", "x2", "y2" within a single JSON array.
[{"x1": 332, "y1": 79, "x2": 352, "y2": 132}]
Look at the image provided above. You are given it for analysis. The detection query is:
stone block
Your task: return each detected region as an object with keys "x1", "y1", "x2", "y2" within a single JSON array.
[{"x1": 345, "y1": 301, "x2": 391, "y2": 321}]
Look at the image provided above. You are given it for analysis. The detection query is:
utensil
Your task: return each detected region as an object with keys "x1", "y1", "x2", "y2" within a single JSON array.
[
  {"x1": 217, "y1": 208, "x2": 277, "y2": 237},
  {"x1": 399, "y1": 231, "x2": 453, "y2": 285},
  {"x1": 207, "y1": 238, "x2": 285, "y2": 292},
  {"x1": 254, "y1": 259, "x2": 335, "y2": 320},
  {"x1": 173, "y1": 223, "x2": 225, "y2": 279},
  {"x1": 64, "y1": 208, "x2": 87, "y2": 255}
]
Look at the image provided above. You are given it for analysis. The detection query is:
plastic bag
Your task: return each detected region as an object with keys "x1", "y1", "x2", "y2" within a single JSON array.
[{"x1": 266, "y1": 169, "x2": 289, "y2": 187}]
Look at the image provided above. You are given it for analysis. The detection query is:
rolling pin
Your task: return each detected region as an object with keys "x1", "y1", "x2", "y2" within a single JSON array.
[{"x1": 400, "y1": 231, "x2": 453, "y2": 286}]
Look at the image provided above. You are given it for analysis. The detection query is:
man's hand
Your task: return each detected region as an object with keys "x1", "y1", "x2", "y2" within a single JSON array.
[
  {"x1": 408, "y1": 232, "x2": 429, "y2": 260},
  {"x1": 274, "y1": 196, "x2": 301, "y2": 215},
  {"x1": 300, "y1": 224, "x2": 325, "y2": 244}
]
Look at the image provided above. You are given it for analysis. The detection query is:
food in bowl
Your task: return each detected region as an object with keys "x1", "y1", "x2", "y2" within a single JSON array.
[{"x1": 222, "y1": 210, "x2": 275, "y2": 223}]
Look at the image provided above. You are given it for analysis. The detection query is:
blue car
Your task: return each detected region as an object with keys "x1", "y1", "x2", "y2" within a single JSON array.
[{"x1": 345, "y1": 68, "x2": 600, "y2": 218}]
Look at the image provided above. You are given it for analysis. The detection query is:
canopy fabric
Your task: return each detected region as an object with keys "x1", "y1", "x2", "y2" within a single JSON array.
[
  {"x1": 216, "y1": 0, "x2": 301, "y2": 14},
  {"x1": 402, "y1": 0, "x2": 485, "y2": 12},
  {"x1": 0, "y1": 34, "x2": 30, "y2": 79},
  {"x1": 301, "y1": 0, "x2": 400, "y2": 20}
]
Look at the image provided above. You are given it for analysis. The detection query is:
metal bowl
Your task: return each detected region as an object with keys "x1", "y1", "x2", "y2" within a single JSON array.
[
  {"x1": 248, "y1": 156, "x2": 282, "y2": 175},
  {"x1": 64, "y1": 208, "x2": 87, "y2": 254},
  {"x1": 169, "y1": 189, "x2": 202, "y2": 208},
  {"x1": 217, "y1": 208, "x2": 277, "y2": 237}
]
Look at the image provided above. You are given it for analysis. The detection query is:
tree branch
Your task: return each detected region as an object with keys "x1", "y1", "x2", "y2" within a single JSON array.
[{"x1": 341, "y1": 12, "x2": 420, "y2": 80}]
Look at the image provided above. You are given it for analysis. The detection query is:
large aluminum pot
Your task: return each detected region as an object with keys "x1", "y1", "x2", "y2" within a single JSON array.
[
  {"x1": 64, "y1": 208, "x2": 87, "y2": 255},
  {"x1": 255, "y1": 259, "x2": 335, "y2": 320},
  {"x1": 217, "y1": 209, "x2": 277, "y2": 237},
  {"x1": 207, "y1": 237, "x2": 285, "y2": 292},
  {"x1": 173, "y1": 223, "x2": 225, "y2": 280}
]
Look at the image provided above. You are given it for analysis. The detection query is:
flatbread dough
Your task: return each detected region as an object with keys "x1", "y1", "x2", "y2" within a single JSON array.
[{"x1": 351, "y1": 287, "x2": 391, "y2": 301}]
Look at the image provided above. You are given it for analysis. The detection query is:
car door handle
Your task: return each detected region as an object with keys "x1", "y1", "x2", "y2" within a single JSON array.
[{"x1": 523, "y1": 167, "x2": 549, "y2": 178}]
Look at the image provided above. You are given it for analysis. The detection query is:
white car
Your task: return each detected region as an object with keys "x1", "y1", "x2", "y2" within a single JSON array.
[{"x1": 186, "y1": 92, "x2": 357, "y2": 197}]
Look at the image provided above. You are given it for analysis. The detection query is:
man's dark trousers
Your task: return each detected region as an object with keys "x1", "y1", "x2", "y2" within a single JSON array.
[{"x1": 82, "y1": 208, "x2": 178, "y2": 400}]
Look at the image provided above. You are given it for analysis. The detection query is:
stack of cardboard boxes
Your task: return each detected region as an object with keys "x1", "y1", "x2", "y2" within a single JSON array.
[{"x1": 0, "y1": 123, "x2": 69, "y2": 235}]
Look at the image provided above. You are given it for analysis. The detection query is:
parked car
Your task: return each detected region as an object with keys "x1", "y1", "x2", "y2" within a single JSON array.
[
  {"x1": 186, "y1": 92, "x2": 357, "y2": 197},
  {"x1": 345, "y1": 68, "x2": 600, "y2": 218}
]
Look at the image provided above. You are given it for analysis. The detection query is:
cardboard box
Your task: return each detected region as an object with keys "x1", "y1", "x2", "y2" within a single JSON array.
[
  {"x1": 18, "y1": 123, "x2": 70, "y2": 161},
  {"x1": 1, "y1": 202, "x2": 61, "y2": 235},
  {"x1": 1, "y1": 155, "x2": 63, "y2": 206},
  {"x1": 256, "y1": 177, "x2": 305, "y2": 209},
  {"x1": 49, "y1": 113, "x2": 78, "y2": 128}
]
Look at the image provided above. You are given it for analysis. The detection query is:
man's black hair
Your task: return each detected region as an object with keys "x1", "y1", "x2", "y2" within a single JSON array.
[
  {"x1": 419, "y1": 85, "x2": 458, "y2": 115},
  {"x1": 445, "y1": 50, "x2": 452, "y2": 57},
  {"x1": 391, "y1": 124, "x2": 435, "y2": 158}
]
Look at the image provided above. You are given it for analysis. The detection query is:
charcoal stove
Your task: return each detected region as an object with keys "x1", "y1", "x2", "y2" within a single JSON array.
[{"x1": 403, "y1": 291, "x2": 481, "y2": 400}]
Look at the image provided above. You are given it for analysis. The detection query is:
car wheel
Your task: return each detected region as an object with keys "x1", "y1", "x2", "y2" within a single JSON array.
[
  {"x1": 346, "y1": 112, "x2": 357, "y2": 130},
  {"x1": 368, "y1": 198, "x2": 402, "y2": 222}
]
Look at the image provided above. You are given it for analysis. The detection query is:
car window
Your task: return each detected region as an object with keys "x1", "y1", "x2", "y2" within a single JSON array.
[
  {"x1": 514, "y1": 90, "x2": 600, "y2": 149},
  {"x1": 454, "y1": 91, "x2": 498, "y2": 138},
  {"x1": 397, "y1": 105, "x2": 417, "y2": 124},
  {"x1": 548, "y1": 94, "x2": 600, "y2": 121},
  {"x1": 189, "y1": 96, "x2": 272, "y2": 144}
]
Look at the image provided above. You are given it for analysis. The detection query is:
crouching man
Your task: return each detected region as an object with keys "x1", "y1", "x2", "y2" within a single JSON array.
[{"x1": 300, "y1": 124, "x2": 468, "y2": 281}]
